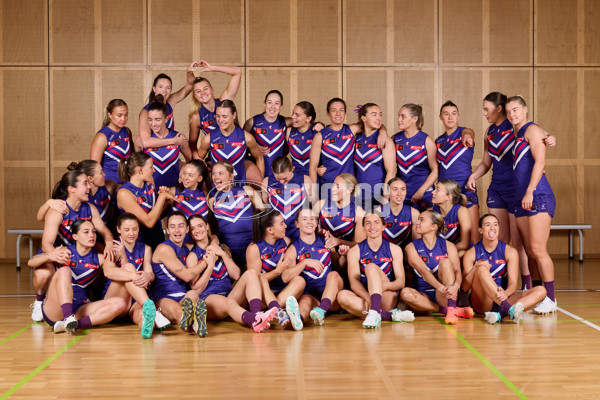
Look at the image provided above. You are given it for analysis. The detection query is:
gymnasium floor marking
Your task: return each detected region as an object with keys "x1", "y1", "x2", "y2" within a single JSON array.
[
  {"x1": 0, "y1": 329, "x2": 90, "y2": 399},
  {"x1": 435, "y1": 316, "x2": 530, "y2": 400},
  {"x1": 0, "y1": 323, "x2": 33, "y2": 346},
  {"x1": 557, "y1": 307, "x2": 600, "y2": 332}
]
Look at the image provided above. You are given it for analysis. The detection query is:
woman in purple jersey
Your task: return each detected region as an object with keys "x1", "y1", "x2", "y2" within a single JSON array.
[
  {"x1": 431, "y1": 180, "x2": 471, "y2": 258},
  {"x1": 38, "y1": 220, "x2": 126, "y2": 334},
  {"x1": 74, "y1": 160, "x2": 118, "y2": 234},
  {"x1": 437, "y1": 101, "x2": 479, "y2": 245},
  {"x1": 462, "y1": 214, "x2": 546, "y2": 324},
  {"x1": 376, "y1": 178, "x2": 420, "y2": 248},
  {"x1": 169, "y1": 160, "x2": 211, "y2": 221},
  {"x1": 90, "y1": 99, "x2": 132, "y2": 184},
  {"x1": 506, "y1": 95, "x2": 557, "y2": 314},
  {"x1": 286, "y1": 101, "x2": 318, "y2": 177},
  {"x1": 400, "y1": 210, "x2": 473, "y2": 325},
  {"x1": 138, "y1": 64, "x2": 197, "y2": 150},
  {"x1": 188, "y1": 60, "x2": 242, "y2": 159}
]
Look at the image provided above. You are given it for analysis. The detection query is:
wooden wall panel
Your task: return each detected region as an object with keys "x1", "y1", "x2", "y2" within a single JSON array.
[
  {"x1": 100, "y1": 69, "x2": 147, "y2": 138},
  {"x1": 1, "y1": 0, "x2": 47, "y2": 64},
  {"x1": 149, "y1": 0, "x2": 193, "y2": 64},
  {"x1": 535, "y1": 0, "x2": 577, "y2": 65},
  {"x1": 489, "y1": 69, "x2": 533, "y2": 108},
  {"x1": 394, "y1": 0, "x2": 437, "y2": 65},
  {"x1": 584, "y1": 0, "x2": 600, "y2": 64},
  {"x1": 247, "y1": 0, "x2": 290, "y2": 65},
  {"x1": 489, "y1": 0, "x2": 531, "y2": 65},
  {"x1": 535, "y1": 69, "x2": 577, "y2": 160},
  {"x1": 344, "y1": 69, "x2": 389, "y2": 130},
  {"x1": 393, "y1": 69, "x2": 437, "y2": 135},
  {"x1": 198, "y1": 0, "x2": 244, "y2": 64},
  {"x1": 584, "y1": 69, "x2": 600, "y2": 159},
  {"x1": 297, "y1": 0, "x2": 340, "y2": 65},
  {"x1": 101, "y1": 0, "x2": 145, "y2": 65},
  {"x1": 2, "y1": 69, "x2": 48, "y2": 162},
  {"x1": 3, "y1": 167, "x2": 46, "y2": 258},
  {"x1": 344, "y1": 0, "x2": 387, "y2": 65},
  {"x1": 296, "y1": 69, "x2": 341, "y2": 121},
  {"x1": 546, "y1": 165, "x2": 577, "y2": 254},
  {"x1": 440, "y1": 69, "x2": 485, "y2": 137},
  {"x1": 440, "y1": 0, "x2": 483, "y2": 65},
  {"x1": 584, "y1": 166, "x2": 600, "y2": 253},
  {"x1": 246, "y1": 68, "x2": 291, "y2": 121},
  {"x1": 50, "y1": 0, "x2": 95, "y2": 65},
  {"x1": 51, "y1": 69, "x2": 95, "y2": 163}
]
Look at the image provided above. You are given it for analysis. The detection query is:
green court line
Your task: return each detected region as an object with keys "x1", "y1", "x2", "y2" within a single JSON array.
[
  {"x1": 0, "y1": 323, "x2": 34, "y2": 347},
  {"x1": 0, "y1": 329, "x2": 90, "y2": 399},
  {"x1": 434, "y1": 316, "x2": 529, "y2": 400}
]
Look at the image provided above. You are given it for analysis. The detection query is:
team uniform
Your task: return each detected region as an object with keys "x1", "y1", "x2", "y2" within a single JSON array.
[
  {"x1": 149, "y1": 239, "x2": 190, "y2": 303},
  {"x1": 88, "y1": 186, "x2": 115, "y2": 226},
  {"x1": 357, "y1": 239, "x2": 394, "y2": 289},
  {"x1": 485, "y1": 119, "x2": 516, "y2": 211},
  {"x1": 209, "y1": 126, "x2": 248, "y2": 184},
  {"x1": 288, "y1": 126, "x2": 315, "y2": 177},
  {"x1": 251, "y1": 114, "x2": 286, "y2": 178},
  {"x1": 62, "y1": 245, "x2": 101, "y2": 314},
  {"x1": 393, "y1": 130, "x2": 434, "y2": 210},
  {"x1": 198, "y1": 99, "x2": 220, "y2": 135},
  {"x1": 212, "y1": 186, "x2": 254, "y2": 267},
  {"x1": 267, "y1": 173, "x2": 307, "y2": 241},
  {"x1": 256, "y1": 238, "x2": 288, "y2": 293},
  {"x1": 55, "y1": 203, "x2": 93, "y2": 247},
  {"x1": 436, "y1": 127, "x2": 478, "y2": 208},
  {"x1": 190, "y1": 244, "x2": 232, "y2": 298},
  {"x1": 512, "y1": 122, "x2": 556, "y2": 218},
  {"x1": 473, "y1": 240, "x2": 508, "y2": 289},
  {"x1": 102, "y1": 240, "x2": 146, "y2": 297},
  {"x1": 380, "y1": 202, "x2": 413, "y2": 248},
  {"x1": 318, "y1": 125, "x2": 355, "y2": 188},
  {"x1": 293, "y1": 235, "x2": 332, "y2": 298},
  {"x1": 411, "y1": 237, "x2": 448, "y2": 303},
  {"x1": 432, "y1": 204, "x2": 462, "y2": 245},
  {"x1": 319, "y1": 198, "x2": 358, "y2": 242},
  {"x1": 117, "y1": 182, "x2": 164, "y2": 249},
  {"x1": 354, "y1": 131, "x2": 385, "y2": 208},
  {"x1": 97, "y1": 126, "x2": 131, "y2": 184},
  {"x1": 143, "y1": 102, "x2": 174, "y2": 130},
  {"x1": 172, "y1": 187, "x2": 209, "y2": 219},
  {"x1": 143, "y1": 130, "x2": 181, "y2": 188}
]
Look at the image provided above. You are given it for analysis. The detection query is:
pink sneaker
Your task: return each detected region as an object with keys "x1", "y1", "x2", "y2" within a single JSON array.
[{"x1": 252, "y1": 307, "x2": 278, "y2": 333}]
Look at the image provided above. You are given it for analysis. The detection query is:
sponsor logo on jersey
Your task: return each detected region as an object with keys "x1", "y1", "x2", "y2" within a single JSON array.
[
  {"x1": 435, "y1": 254, "x2": 448, "y2": 260},
  {"x1": 396, "y1": 144, "x2": 403, "y2": 150},
  {"x1": 84, "y1": 263, "x2": 99, "y2": 270},
  {"x1": 410, "y1": 145, "x2": 422, "y2": 150},
  {"x1": 231, "y1": 142, "x2": 244, "y2": 147},
  {"x1": 212, "y1": 143, "x2": 224, "y2": 150},
  {"x1": 298, "y1": 252, "x2": 312, "y2": 261},
  {"x1": 166, "y1": 145, "x2": 177, "y2": 150},
  {"x1": 379, "y1": 257, "x2": 392, "y2": 262},
  {"x1": 495, "y1": 259, "x2": 506, "y2": 264},
  {"x1": 501, "y1": 129, "x2": 512, "y2": 135},
  {"x1": 318, "y1": 248, "x2": 329, "y2": 254},
  {"x1": 342, "y1": 134, "x2": 352, "y2": 140}
]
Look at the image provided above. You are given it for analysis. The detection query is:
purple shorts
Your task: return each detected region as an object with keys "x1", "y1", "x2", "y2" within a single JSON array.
[
  {"x1": 486, "y1": 186, "x2": 514, "y2": 211},
  {"x1": 514, "y1": 193, "x2": 556, "y2": 218}
]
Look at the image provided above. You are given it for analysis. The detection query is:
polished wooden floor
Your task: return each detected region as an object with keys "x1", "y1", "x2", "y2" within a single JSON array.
[{"x1": 1, "y1": 258, "x2": 599, "y2": 399}]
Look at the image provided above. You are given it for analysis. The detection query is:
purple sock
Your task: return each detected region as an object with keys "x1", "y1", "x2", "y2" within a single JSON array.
[
  {"x1": 36, "y1": 294, "x2": 44, "y2": 302},
  {"x1": 543, "y1": 281, "x2": 555, "y2": 301},
  {"x1": 241, "y1": 311, "x2": 255, "y2": 326},
  {"x1": 268, "y1": 301, "x2": 280, "y2": 310},
  {"x1": 438, "y1": 305, "x2": 447, "y2": 314},
  {"x1": 499, "y1": 300, "x2": 512, "y2": 318},
  {"x1": 521, "y1": 275, "x2": 531, "y2": 290},
  {"x1": 249, "y1": 299, "x2": 262, "y2": 314},
  {"x1": 381, "y1": 310, "x2": 392, "y2": 321},
  {"x1": 532, "y1": 279, "x2": 543, "y2": 287},
  {"x1": 78, "y1": 316, "x2": 92, "y2": 329},
  {"x1": 370, "y1": 294, "x2": 382, "y2": 312},
  {"x1": 300, "y1": 314, "x2": 304, "y2": 322},
  {"x1": 60, "y1": 303, "x2": 73, "y2": 320},
  {"x1": 319, "y1": 298, "x2": 332, "y2": 312},
  {"x1": 447, "y1": 299, "x2": 457, "y2": 308}
]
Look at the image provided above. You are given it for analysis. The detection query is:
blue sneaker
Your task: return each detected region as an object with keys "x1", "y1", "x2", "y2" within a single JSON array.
[
  {"x1": 484, "y1": 311, "x2": 502, "y2": 325},
  {"x1": 509, "y1": 302, "x2": 524, "y2": 324},
  {"x1": 180, "y1": 298, "x2": 194, "y2": 332},
  {"x1": 276, "y1": 308, "x2": 290, "y2": 328},
  {"x1": 285, "y1": 296, "x2": 303, "y2": 331},
  {"x1": 194, "y1": 299, "x2": 208, "y2": 337},
  {"x1": 309, "y1": 307, "x2": 326, "y2": 326},
  {"x1": 141, "y1": 300, "x2": 156, "y2": 339}
]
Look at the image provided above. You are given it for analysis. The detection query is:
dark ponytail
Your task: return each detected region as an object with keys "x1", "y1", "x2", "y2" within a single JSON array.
[
  {"x1": 252, "y1": 208, "x2": 283, "y2": 244},
  {"x1": 52, "y1": 169, "x2": 86, "y2": 200}
]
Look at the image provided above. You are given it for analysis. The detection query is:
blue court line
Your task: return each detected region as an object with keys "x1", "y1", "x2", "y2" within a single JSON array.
[
  {"x1": 434, "y1": 316, "x2": 529, "y2": 399},
  {"x1": 0, "y1": 329, "x2": 90, "y2": 399},
  {"x1": 0, "y1": 323, "x2": 33, "y2": 347}
]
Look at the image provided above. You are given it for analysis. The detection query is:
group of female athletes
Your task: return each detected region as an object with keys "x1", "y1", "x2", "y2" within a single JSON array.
[{"x1": 27, "y1": 61, "x2": 556, "y2": 338}]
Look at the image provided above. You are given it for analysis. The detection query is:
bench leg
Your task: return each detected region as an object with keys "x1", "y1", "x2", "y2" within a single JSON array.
[
  {"x1": 569, "y1": 230, "x2": 574, "y2": 260},
  {"x1": 16, "y1": 234, "x2": 23, "y2": 270},
  {"x1": 578, "y1": 229, "x2": 584, "y2": 263}
]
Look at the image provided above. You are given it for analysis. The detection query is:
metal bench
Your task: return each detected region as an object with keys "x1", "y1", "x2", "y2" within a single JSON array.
[
  {"x1": 550, "y1": 224, "x2": 592, "y2": 262},
  {"x1": 6, "y1": 229, "x2": 43, "y2": 270}
]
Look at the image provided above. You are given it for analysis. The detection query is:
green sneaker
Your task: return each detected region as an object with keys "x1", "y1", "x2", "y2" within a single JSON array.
[
  {"x1": 509, "y1": 302, "x2": 524, "y2": 324},
  {"x1": 309, "y1": 307, "x2": 326, "y2": 326},
  {"x1": 141, "y1": 300, "x2": 156, "y2": 339},
  {"x1": 194, "y1": 298, "x2": 208, "y2": 338},
  {"x1": 363, "y1": 310, "x2": 382, "y2": 329},
  {"x1": 180, "y1": 298, "x2": 194, "y2": 332},
  {"x1": 285, "y1": 296, "x2": 303, "y2": 331}
]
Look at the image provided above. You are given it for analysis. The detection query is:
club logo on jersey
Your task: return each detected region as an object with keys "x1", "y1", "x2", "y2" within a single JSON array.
[
  {"x1": 360, "y1": 258, "x2": 372, "y2": 264},
  {"x1": 84, "y1": 263, "x2": 99, "y2": 270},
  {"x1": 212, "y1": 143, "x2": 224, "y2": 150},
  {"x1": 298, "y1": 252, "x2": 312, "y2": 261},
  {"x1": 396, "y1": 144, "x2": 403, "y2": 151}
]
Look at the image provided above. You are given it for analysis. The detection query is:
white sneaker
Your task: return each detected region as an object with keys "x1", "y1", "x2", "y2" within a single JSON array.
[
  {"x1": 154, "y1": 309, "x2": 171, "y2": 330},
  {"x1": 65, "y1": 315, "x2": 78, "y2": 334},
  {"x1": 31, "y1": 300, "x2": 43, "y2": 322},
  {"x1": 363, "y1": 310, "x2": 382, "y2": 329},
  {"x1": 533, "y1": 296, "x2": 558, "y2": 314},
  {"x1": 484, "y1": 311, "x2": 501, "y2": 325},
  {"x1": 53, "y1": 319, "x2": 66, "y2": 334},
  {"x1": 391, "y1": 309, "x2": 415, "y2": 323}
]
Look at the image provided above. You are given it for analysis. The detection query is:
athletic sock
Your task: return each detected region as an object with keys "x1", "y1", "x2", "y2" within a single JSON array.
[
  {"x1": 249, "y1": 299, "x2": 262, "y2": 314},
  {"x1": 36, "y1": 294, "x2": 44, "y2": 302},
  {"x1": 447, "y1": 299, "x2": 457, "y2": 308},
  {"x1": 381, "y1": 310, "x2": 392, "y2": 321},
  {"x1": 241, "y1": 311, "x2": 255, "y2": 326},
  {"x1": 319, "y1": 298, "x2": 332, "y2": 312},
  {"x1": 78, "y1": 316, "x2": 92, "y2": 329},
  {"x1": 300, "y1": 314, "x2": 304, "y2": 323},
  {"x1": 543, "y1": 281, "x2": 555, "y2": 301},
  {"x1": 438, "y1": 305, "x2": 447, "y2": 314},
  {"x1": 60, "y1": 303, "x2": 73, "y2": 320},
  {"x1": 521, "y1": 274, "x2": 531, "y2": 290},
  {"x1": 370, "y1": 294, "x2": 382, "y2": 312},
  {"x1": 268, "y1": 300, "x2": 280, "y2": 310},
  {"x1": 499, "y1": 300, "x2": 512, "y2": 318},
  {"x1": 532, "y1": 279, "x2": 543, "y2": 288}
]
